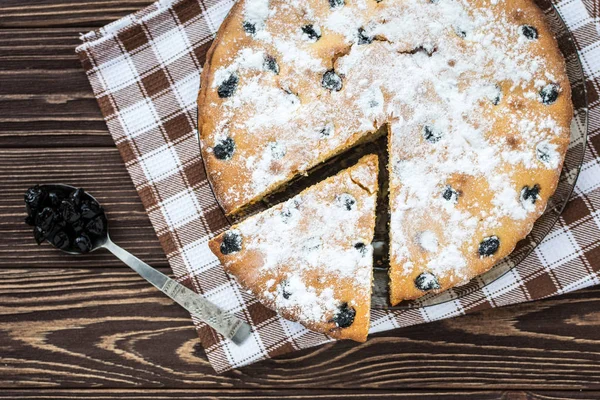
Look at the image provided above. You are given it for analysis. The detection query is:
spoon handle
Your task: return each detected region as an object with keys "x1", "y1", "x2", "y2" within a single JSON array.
[{"x1": 102, "y1": 239, "x2": 251, "y2": 345}]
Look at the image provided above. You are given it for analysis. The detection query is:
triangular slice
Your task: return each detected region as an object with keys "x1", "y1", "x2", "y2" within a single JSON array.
[{"x1": 209, "y1": 155, "x2": 378, "y2": 342}]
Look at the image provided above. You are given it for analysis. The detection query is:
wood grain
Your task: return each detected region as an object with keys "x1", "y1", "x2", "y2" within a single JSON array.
[
  {"x1": 0, "y1": 148, "x2": 167, "y2": 267},
  {"x1": 0, "y1": 1, "x2": 155, "y2": 28},
  {"x1": 0, "y1": 28, "x2": 85, "y2": 71},
  {"x1": 0, "y1": 29, "x2": 112, "y2": 148},
  {"x1": 0, "y1": 389, "x2": 599, "y2": 400},
  {"x1": 2, "y1": 267, "x2": 600, "y2": 389}
]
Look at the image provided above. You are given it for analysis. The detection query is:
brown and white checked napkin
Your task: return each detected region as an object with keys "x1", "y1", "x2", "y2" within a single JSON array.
[{"x1": 76, "y1": 0, "x2": 600, "y2": 373}]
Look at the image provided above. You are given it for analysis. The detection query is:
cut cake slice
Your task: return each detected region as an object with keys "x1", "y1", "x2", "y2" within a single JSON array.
[{"x1": 208, "y1": 155, "x2": 378, "y2": 342}]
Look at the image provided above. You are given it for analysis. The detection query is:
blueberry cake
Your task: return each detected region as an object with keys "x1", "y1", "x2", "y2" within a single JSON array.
[
  {"x1": 199, "y1": 0, "x2": 572, "y2": 307},
  {"x1": 208, "y1": 155, "x2": 378, "y2": 341}
]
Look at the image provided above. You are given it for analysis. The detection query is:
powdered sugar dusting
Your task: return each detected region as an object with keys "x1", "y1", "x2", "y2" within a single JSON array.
[
  {"x1": 202, "y1": 0, "x2": 571, "y2": 301},
  {"x1": 221, "y1": 158, "x2": 377, "y2": 325},
  {"x1": 244, "y1": 0, "x2": 271, "y2": 30},
  {"x1": 418, "y1": 231, "x2": 439, "y2": 253}
]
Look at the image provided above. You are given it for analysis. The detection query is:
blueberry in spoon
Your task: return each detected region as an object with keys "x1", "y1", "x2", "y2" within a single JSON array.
[{"x1": 25, "y1": 184, "x2": 104, "y2": 254}]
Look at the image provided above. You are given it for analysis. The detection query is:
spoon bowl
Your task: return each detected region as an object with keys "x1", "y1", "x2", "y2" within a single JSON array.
[{"x1": 39, "y1": 183, "x2": 109, "y2": 254}]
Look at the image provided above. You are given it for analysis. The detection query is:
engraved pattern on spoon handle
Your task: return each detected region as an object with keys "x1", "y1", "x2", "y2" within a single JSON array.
[
  {"x1": 161, "y1": 279, "x2": 246, "y2": 340},
  {"x1": 103, "y1": 238, "x2": 250, "y2": 344}
]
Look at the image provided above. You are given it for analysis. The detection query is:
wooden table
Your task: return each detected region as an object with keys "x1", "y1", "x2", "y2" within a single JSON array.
[{"x1": 1, "y1": 1, "x2": 600, "y2": 399}]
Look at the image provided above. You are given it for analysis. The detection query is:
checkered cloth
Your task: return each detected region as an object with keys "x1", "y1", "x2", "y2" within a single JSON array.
[{"x1": 76, "y1": 0, "x2": 600, "y2": 373}]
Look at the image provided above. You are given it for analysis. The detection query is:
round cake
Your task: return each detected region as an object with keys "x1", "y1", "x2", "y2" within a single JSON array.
[
  {"x1": 198, "y1": 0, "x2": 572, "y2": 306},
  {"x1": 209, "y1": 155, "x2": 378, "y2": 341}
]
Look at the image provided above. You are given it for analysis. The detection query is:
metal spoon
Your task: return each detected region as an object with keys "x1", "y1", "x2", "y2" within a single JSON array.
[{"x1": 38, "y1": 184, "x2": 251, "y2": 345}]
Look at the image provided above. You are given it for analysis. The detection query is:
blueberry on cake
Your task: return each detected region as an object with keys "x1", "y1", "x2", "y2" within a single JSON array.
[
  {"x1": 199, "y1": 0, "x2": 572, "y2": 307},
  {"x1": 208, "y1": 155, "x2": 378, "y2": 342}
]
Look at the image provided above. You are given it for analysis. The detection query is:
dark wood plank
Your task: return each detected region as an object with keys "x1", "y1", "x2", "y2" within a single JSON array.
[
  {"x1": 1, "y1": 389, "x2": 599, "y2": 400},
  {"x1": 0, "y1": 148, "x2": 167, "y2": 267},
  {"x1": 0, "y1": 28, "x2": 112, "y2": 148},
  {"x1": 0, "y1": 28, "x2": 87, "y2": 71},
  {"x1": 2, "y1": 266, "x2": 600, "y2": 389},
  {"x1": 0, "y1": 1, "x2": 155, "y2": 28}
]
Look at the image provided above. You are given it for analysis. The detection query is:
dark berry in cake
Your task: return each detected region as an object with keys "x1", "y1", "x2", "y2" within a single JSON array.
[
  {"x1": 336, "y1": 193, "x2": 356, "y2": 211},
  {"x1": 521, "y1": 184, "x2": 540, "y2": 205},
  {"x1": 217, "y1": 74, "x2": 239, "y2": 98},
  {"x1": 320, "y1": 124, "x2": 333, "y2": 138},
  {"x1": 520, "y1": 25, "x2": 538, "y2": 40},
  {"x1": 411, "y1": 45, "x2": 436, "y2": 56},
  {"x1": 415, "y1": 272, "x2": 441, "y2": 291},
  {"x1": 537, "y1": 150, "x2": 550, "y2": 164},
  {"x1": 75, "y1": 233, "x2": 93, "y2": 253},
  {"x1": 280, "y1": 280, "x2": 292, "y2": 299},
  {"x1": 423, "y1": 125, "x2": 442, "y2": 143},
  {"x1": 442, "y1": 185, "x2": 459, "y2": 203},
  {"x1": 491, "y1": 84, "x2": 502, "y2": 105},
  {"x1": 479, "y1": 236, "x2": 500, "y2": 257},
  {"x1": 540, "y1": 83, "x2": 559, "y2": 105},
  {"x1": 536, "y1": 142, "x2": 553, "y2": 164},
  {"x1": 264, "y1": 55, "x2": 279, "y2": 74},
  {"x1": 331, "y1": 303, "x2": 355, "y2": 328},
  {"x1": 280, "y1": 199, "x2": 300, "y2": 223},
  {"x1": 354, "y1": 242, "x2": 368, "y2": 256},
  {"x1": 455, "y1": 26, "x2": 467, "y2": 38},
  {"x1": 329, "y1": 0, "x2": 344, "y2": 8},
  {"x1": 213, "y1": 137, "x2": 236, "y2": 160},
  {"x1": 281, "y1": 208, "x2": 292, "y2": 223},
  {"x1": 357, "y1": 28, "x2": 373, "y2": 45},
  {"x1": 301, "y1": 24, "x2": 320, "y2": 41},
  {"x1": 322, "y1": 70, "x2": 343, "y2": 91},
  {"x1": 220, "y1": 231, "x2": 242, "y2": 255},
  {"x1": 243, "y1": 21, "x2": 256, "y2": 35}
]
